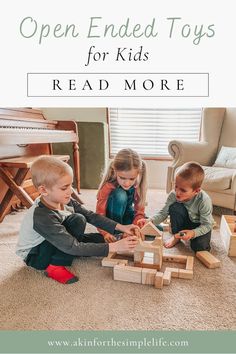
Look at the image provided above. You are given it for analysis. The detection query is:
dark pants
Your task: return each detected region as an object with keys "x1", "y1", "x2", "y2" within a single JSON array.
[
  {"x1": 25, "y1": 213, "x2": 105, "y2": 270},
  {"x1": 106, "y1": 186, "x2": 135, "y2": 225},
  {"x1": 169, "y1": 202, "x2": 211, "y2": 252}
]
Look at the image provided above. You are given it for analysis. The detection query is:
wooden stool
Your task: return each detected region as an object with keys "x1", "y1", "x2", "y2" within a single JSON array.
[{"x1": 0, "y1": 155, "x2": 70, "y2": 222}]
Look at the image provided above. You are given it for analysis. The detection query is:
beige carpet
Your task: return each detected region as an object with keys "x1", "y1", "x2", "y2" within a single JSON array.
[{"x1": 0, "y1": 189, "x2": 236, "y2": 330}]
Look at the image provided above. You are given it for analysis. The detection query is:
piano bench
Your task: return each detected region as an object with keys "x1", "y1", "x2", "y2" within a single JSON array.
[
  {"x1": 0, "y1": 154, "x2": 70, "y2": 169},
  {"x1": 0, "y1": 154, "x2": 70, "y2": 222}
]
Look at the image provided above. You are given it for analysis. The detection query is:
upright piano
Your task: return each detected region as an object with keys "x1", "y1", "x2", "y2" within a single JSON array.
[{"x1": 0, "y1": 108, "x2": 80, "y2": 222}]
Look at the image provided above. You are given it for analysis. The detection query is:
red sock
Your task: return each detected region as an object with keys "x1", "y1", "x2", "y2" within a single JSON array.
[{"x1": 45, "y1": 265, "x2": 78, "y2": 284}]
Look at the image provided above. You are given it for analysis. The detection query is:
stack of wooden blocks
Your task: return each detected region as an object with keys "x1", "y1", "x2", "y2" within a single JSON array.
[
  {"x1": 102, "y1": 221, "x2": 221, "y2": 289},
  {"x1": 113, "y1": 253, "x2": 194, "y2": 289},
  {"x1": 102, "y1": 221, "x2": 195, "y2": 289}
]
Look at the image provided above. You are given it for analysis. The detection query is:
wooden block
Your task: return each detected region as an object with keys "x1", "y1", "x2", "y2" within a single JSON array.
[
  {"x1": 142, "y1": 256, "x2": 154, "y2": 264},
  {"x1": 153, "y1": 248, "x2": 162, "y2": 267},
  {"x1": 228, "y1": 237, "x2": 236, "y2": 257},
  {"x1": 154, "y1": 271, "x2": 164, "y2": 288},
  {"x1": 135, "y1": 240, "x2": 160, "y2": 253},
  {"x1": 196, "y1": 251, "x2": 221, "y2": 269},
  {"x1": 141, "y1": 268, "x2": 157, "y2": 285},
  {"x1": 220, "y1": 215, "x2": 236, "y2": 257},
  {"x1": 134, "y1": 251, "x2": 143, "y2": 263},
  {"x1": 116, "y1": 250, "x2": 134, "y2": 257},
  {"x1": 134, "y1": 261, "x2": 161, "y2": 270},
  {"x1": 152, "y1": 237, "x2": 163, "y2": 247},
  {"x1": 144, "y1": 252, "x2": 154, "y2": 259},
  {"x1": 134, "y1": 239, "x2": 162, "y2": 269},
  {"x1": 113, "y1": 265, "x2": 142, "y2": 283},
  {"x1": 134, "y1": 238, "x2": 162, "y2": 270},
  {"x1": 165, "y1": 267, "x2": 179, "y2": 278},
  {"x1": 163, "y1": 254, "x2": 188, "y2": 264},
  {"x1": 107, "y1": 252, "x2": 117, "y2": 259},
  {"x1": 186, "y1": 256, "x2": 194, "y2": 270},
  {"x1": 163, "y1": 270, "x2": 171, "y2": 285},
  {"x1": 229, "y1": 241, "x2": 236, "y2": 253},
  {"x1": 178, "y1": 269, "x2": 193, "y2": 280},
  {"x1": 141, "y1": 221, "x2": 162, "y2": 237},
  {"x1": 102, "y1": 258, "x2": 128, "y2": 267}
]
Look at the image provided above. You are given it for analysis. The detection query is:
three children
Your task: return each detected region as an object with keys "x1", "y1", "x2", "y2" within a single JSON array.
[{"x1": 16, "y1": 151, "x2": 214, "y2": 285}]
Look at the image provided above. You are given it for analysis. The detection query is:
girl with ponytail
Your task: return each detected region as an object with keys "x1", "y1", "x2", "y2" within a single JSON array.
[{"x1": 96, "y1": 148, "x2": 147, "y2": 242}]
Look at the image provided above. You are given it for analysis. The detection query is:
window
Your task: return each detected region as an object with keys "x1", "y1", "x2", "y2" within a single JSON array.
[{"x1": 108, "y1": 108, "x2": 202, "y2": 158}]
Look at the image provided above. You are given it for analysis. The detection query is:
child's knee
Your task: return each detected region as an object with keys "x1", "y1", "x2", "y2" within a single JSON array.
[
  {"x1": 109, "y1": 188, "x2": 127, "y2": 204},
  {"x1": 67, "y1": 213, "x2": 86, "y2": 227},
  {"x1": 190, "y1": 233, "x2": 211, "y2": 252},
  {"x1": 75, "y1": 213, "x2": 87, "y2": 225},
  {"x1": 63, "y1": 213, "x2": 87, "y2": 237}
]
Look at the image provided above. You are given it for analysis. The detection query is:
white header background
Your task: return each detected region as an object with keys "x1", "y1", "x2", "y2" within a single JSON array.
[{"x1": 0, "y1": 0, "x2": 235, "y2": 107}]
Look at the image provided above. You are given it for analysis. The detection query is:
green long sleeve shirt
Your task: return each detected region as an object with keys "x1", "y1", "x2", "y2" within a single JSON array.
[{"x1": 152, "y1": 190, "x2": 214, "y2": 238}]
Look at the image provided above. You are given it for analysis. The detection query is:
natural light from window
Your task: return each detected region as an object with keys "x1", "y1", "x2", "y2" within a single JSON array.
[{"x1": 109, "y1": 108, "x2": 202, "y2": 157}]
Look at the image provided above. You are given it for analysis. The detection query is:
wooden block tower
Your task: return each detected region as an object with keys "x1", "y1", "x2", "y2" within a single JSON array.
[{"x1": 134, "y1": 221, "x2": 163, "y2": 270}]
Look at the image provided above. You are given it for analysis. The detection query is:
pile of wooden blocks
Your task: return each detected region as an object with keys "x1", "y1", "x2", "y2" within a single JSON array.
[
  {"x1": 113, "y1": 253, "x2": 194, "y2": 289},
  {"x1": 102, "y1": 221, "x2": 195, "y2": 289},
  {"x1": 102, "y1": 221, "x2": 221, "y2": 289}
]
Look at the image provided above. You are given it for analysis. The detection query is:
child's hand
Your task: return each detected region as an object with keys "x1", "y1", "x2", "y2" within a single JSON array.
[
  {"x1": 137, "y1": 218, "x2": 149, "y2": 228},
  {"x1": 104, "y1": 233, "x2": 117, "y2": 243},
  {"x1": 115, "y1": 223, "x2": 141, "y2": 237},
  {"x1": 109, "y1": 236, "x2": 139, "y2": 253},
  {"x1": 175, "y1": 230, "x2": 195, "y2": 240},
  {"x1": 123, "y1": 229, "x2": 144, "y2": 240}
]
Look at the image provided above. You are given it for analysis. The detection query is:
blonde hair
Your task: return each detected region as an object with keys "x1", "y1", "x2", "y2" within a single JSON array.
[
  {"x1": 99, "y1": 148, "x2": 147, "y2": 207},
  {"x1": 176, "y1": 161, "x2": 204, "y2": 189},
  {"x1": 31, "y1": 156, "x2": 73, "y2": 189}
]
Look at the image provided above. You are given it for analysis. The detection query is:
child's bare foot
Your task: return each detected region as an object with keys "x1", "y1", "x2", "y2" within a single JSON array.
[{"x1": 164, "y1": 236, "x2": 180, "y2": 248}]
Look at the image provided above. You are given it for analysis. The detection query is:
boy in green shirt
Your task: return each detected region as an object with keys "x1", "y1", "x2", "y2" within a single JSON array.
[{"x1": 139, "y1": 162, "x2": 214, "y2": 252}]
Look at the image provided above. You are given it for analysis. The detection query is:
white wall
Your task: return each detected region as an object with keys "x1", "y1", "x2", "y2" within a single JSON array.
[
  {"x1": 146, "y1": 160, "x2": 171, "y2": 189},
  {"x1": 42, "y1": 107, "x2": 171, "y2": 190}
]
